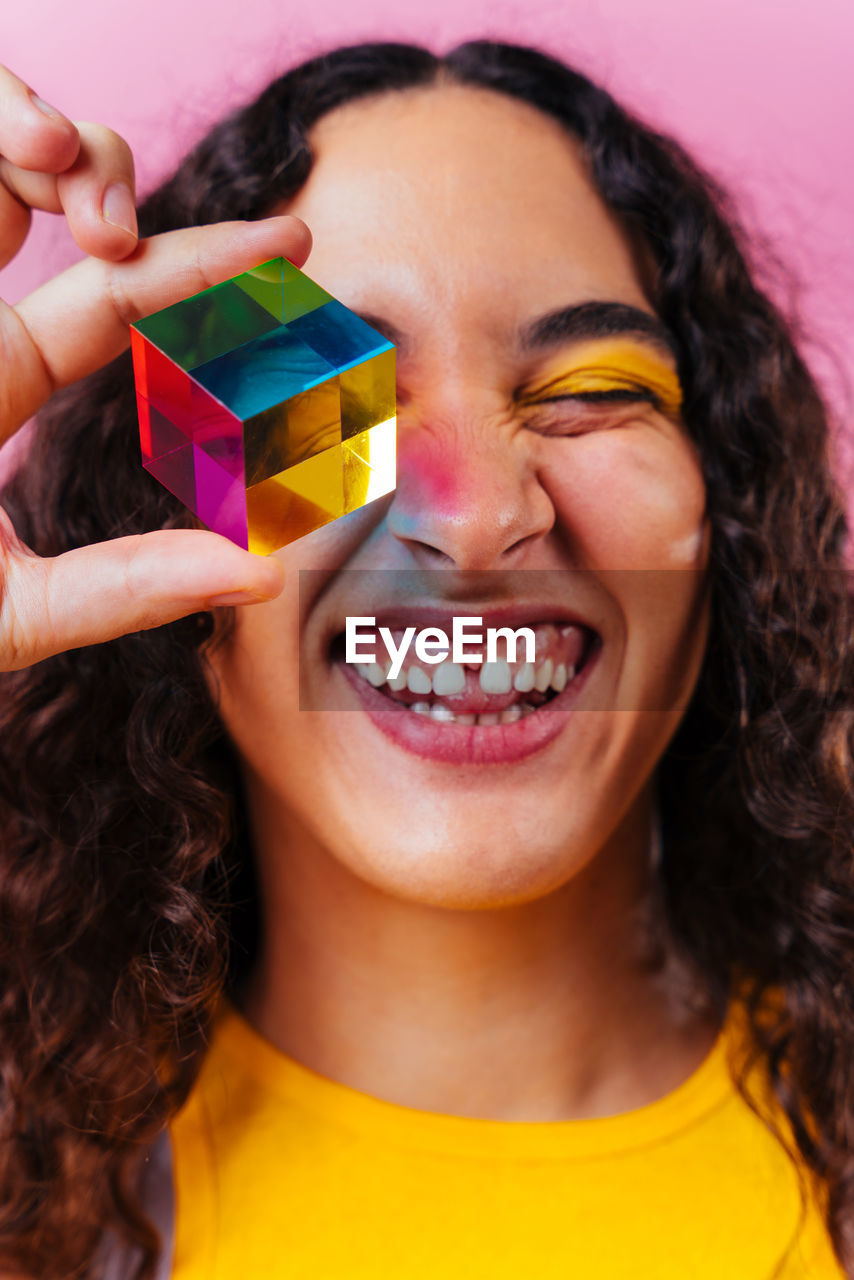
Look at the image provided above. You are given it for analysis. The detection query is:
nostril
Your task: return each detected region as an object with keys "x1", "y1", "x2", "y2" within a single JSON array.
[
  {"x1": 391, "y1": 534, "x2": 458, "y2": 569},
  {"x1": 504, "y1": 528, "x2": 546, "y2": 560}
]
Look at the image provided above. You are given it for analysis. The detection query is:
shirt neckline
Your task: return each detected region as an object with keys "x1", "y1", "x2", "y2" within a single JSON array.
[{"x1": 206, "y1": 993, "x2": 739, "y2": 1160}]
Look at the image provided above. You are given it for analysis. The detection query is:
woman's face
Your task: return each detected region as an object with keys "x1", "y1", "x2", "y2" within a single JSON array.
[{"x1": 208, "y1": 84, "x2": 710, "y2": 909}]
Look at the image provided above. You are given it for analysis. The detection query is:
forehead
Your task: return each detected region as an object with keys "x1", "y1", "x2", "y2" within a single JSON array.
[{"x1": 283, "y1": 83, "x2": 650, "y2": 335}]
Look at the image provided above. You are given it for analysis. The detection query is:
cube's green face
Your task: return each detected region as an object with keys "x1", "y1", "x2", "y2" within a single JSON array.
[{"x1": 130, "y1": 257, "x2": 396, "y2": 553}]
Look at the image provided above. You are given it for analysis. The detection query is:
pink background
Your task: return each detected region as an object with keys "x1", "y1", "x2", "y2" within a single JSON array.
[{"x1": 2, "y1": 0, "x2": 852, "y2": 499}]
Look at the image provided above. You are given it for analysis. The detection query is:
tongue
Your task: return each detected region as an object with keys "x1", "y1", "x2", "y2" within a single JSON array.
[{"x1": 385, "y1": 669, "x2": 538, "y2": 715}]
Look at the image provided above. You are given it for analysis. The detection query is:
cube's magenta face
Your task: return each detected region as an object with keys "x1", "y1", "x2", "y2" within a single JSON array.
[{"x1": 130, "y1": 257, "x2": 397, "y2": 553}]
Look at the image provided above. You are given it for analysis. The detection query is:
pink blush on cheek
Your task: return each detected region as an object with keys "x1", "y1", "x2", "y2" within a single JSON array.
[{"x1": 398, "y1": 438, "x2": 462, "y2": 513}]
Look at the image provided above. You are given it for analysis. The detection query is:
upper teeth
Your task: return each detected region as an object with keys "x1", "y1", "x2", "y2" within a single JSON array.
[
  {"x1": 432, "y1": 661, "x2": 467, "y2": 696},
  {"x1": 354, "y1": 654, "x2": 575, "y2": 700},
  {"x1": 406, "y1": 666, "x2": 432, "y2": 695},
  {"x1": 534, "y1": 658, "x2": 553, "y2": 693},
  {"x1": 513, "y1": 662, "x2": 536, "y2": 693},
  {"x1": 479, "y1": 660, "x2": 513, "y2": 695}
]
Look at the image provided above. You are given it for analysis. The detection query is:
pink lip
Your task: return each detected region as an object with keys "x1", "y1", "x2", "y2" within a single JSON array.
[{"x1": 335, "y1": 647, "x2": 600, "y2": 766}]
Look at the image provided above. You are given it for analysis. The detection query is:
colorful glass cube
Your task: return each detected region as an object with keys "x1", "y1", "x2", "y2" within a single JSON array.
[{"x1": 130, "y1": 257, "x2": 396, "y2": 553}]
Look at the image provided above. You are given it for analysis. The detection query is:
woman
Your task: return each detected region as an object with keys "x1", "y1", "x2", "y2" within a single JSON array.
[{"x1": 0, "y1": 40, "x2": 851, "y2": 1280}]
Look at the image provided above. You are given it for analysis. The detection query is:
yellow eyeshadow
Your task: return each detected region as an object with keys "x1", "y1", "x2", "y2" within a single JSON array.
[{"x1": 520, "y1": 338, "x2": 683, "y2": 417}]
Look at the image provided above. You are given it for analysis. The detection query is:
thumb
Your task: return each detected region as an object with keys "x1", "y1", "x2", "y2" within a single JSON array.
[{"x1": 2, "y1": 527, "x2": 283, "y2": 671}]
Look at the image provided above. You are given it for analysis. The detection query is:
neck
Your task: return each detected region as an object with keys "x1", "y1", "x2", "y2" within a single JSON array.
[{"x1": 235, "y1": 778, "x2": 719, "y2": 1121}]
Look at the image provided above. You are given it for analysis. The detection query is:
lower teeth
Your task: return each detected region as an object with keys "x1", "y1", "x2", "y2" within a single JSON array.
[{"x1": 409, "y1": 701, "x2": 539, "y2": 725}]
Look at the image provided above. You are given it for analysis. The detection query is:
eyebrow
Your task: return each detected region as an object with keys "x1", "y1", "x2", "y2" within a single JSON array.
[
  {"x1": 355, "y1": 300, "x2": 678, "y2": 362},
  {"x1": 357, "y1": 313, "x2": 409, "y2": 354},
  {"x1": 518, "y1": 301, "x2": 678, "y2": 358}
]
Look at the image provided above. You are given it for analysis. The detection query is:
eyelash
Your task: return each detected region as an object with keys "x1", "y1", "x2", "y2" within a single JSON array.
[
  {"x1": 537, "y1": 388, "x2": 660, "y2": 406},
  {"x1": 520, "y1": 386, "x2": 661, "y2": 433}
]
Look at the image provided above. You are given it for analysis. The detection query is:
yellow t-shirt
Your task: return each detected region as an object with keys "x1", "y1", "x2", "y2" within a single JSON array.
[{"x1": 168, "y1": 995, "x2": 843, "y2": 1279}]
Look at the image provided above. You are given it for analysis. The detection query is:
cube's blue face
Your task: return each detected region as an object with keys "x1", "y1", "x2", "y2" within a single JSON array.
[{"x1": 130, "y1": 256, "x2": 396, "y2": 552}]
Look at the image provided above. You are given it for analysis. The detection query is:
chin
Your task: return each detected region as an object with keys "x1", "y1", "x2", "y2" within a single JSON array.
[{"x1": 304, "y1": 792, "x2": 595, "y2": 911}]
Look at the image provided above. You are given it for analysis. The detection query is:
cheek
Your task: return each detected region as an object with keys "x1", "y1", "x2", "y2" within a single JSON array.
[
  {"x1": 540, "y1": 429, "x2": 708, "y2": 569},
  {"x1": 538, "y1": 429, "x2": 710, "y2": 713}
]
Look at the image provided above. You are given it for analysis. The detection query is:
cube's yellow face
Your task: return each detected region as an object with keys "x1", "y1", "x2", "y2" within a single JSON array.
[{"x1": 131, "y1": 257, "x2": 396, "y2": 553}]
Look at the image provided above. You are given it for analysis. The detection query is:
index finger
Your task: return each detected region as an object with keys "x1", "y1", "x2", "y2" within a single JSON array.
[
  {"x1": 6, "y1": 215, "x2": 312, "y2": 435},
  {"x1": 0, "y1": 64, "x2": 79, "y2": 172}
]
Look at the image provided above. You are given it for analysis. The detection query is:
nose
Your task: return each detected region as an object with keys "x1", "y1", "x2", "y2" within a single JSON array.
[{"x1": 386, "y1": 388, "x2": 555, "y2": 571}]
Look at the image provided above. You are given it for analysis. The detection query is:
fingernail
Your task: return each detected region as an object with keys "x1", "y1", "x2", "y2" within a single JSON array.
[
  {"x1": 101, "y1": 181, "x2": 138, "y2": 237},
  {"x1": 206, "y1": 590, "x2": 271, "y2": 607},
  {"x1": 30, "y1": 92, "x2": 64, "y2": 119}
]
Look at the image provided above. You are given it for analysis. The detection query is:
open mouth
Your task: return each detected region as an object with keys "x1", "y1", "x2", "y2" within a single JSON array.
[{"x1": 330, "y1": 622, "x2": 601, "y2": 727}]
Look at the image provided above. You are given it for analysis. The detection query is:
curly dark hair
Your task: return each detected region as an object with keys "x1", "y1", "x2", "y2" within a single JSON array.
[{"x1": 0, "y1": 39, "x2": 851, "y2": 1280}]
